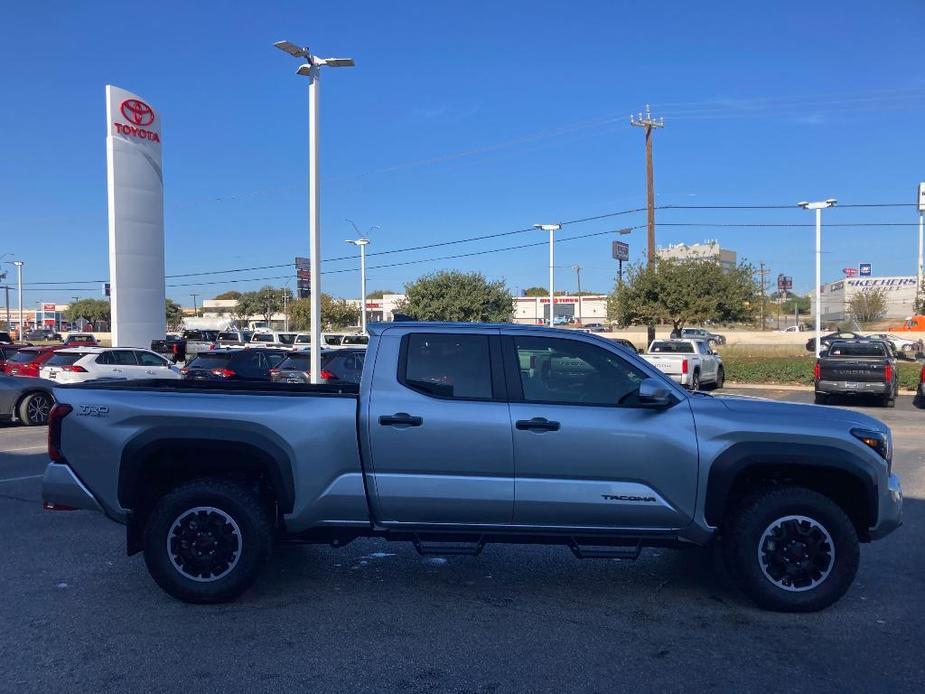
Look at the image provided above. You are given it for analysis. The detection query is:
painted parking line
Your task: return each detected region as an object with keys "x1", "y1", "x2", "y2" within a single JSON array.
[{"x1": 0, "y1": 474, "x2": 43, "y2": 484}]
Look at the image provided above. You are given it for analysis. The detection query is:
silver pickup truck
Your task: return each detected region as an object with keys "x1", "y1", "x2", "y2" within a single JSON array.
[{"x1": 41, "y1": 322, "x2": 902, "y2": 611}]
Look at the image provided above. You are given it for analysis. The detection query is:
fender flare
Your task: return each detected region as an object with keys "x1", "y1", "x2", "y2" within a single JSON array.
[
  {"x1": 704, "y1": 441, "x2": 878, "y2": 527},
  {"x1": 118, "y1": 424, "x2": 295, "y2": 513}
]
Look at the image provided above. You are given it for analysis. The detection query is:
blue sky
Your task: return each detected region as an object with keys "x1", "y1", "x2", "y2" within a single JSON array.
[{"x1": 1, "y1": 1, "x2": 924, "y2": 306}]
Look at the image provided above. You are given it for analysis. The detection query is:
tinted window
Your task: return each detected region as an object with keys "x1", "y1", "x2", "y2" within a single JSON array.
[
  {"x1": 828, "y1": 342, "x2": 886, "y2": 357},
  {"x1": 251, "y1": 334, "x2": 274, "y2": 343},
  {"x1": 342, "y1": 335, "x2": 368, "y2": 345},
  {"x1": 137, "y1": 351, "x2": 168, "y2": 366},
  {"x1": 188, "y1": 353, "x2": 235, "y2": 369},
  {"x1": 265, "y1": 352, "x2": 286, "y2": 368},
  {"x1": 110, "y1": 350, "x2": 138, "y2": 365},
  {"x1": 217, "y1": 332, "x2": 241, "y2": 341},
  {"x1": 45, "y1": 352, "x2": 84, "y2": 366},
  {"x1": 323, "y1": 351, "x2": 365, "y2": 383},
  {"x1": 277, "y1": 334, "x2": 296, "y2": 345},
  {"x1": 650, "y1": 341, "x2": 694, "y2": 353},
  {"x1": 295, "y1": 334, "x2": 311, "y2": 344},
  {"x1": 278, "y1": 354, "x2": 311, "y2": 371},
  {"x1": 402, "y1": 334, "x2": 492, "y2": 399},
  {"x1": 514, "y1": 336, "x2": 646, "y2": 406},
  {"x1": 9, "y1": 350, "x2": 41, "y2": 363},
  {"x1": 323, "y1": 335, "x2": 343, "y2": 345}
]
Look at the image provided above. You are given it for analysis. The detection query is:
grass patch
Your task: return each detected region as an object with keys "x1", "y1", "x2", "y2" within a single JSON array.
[{"x1": 723, "y1": 356, "x2": 921, "y2": 391}]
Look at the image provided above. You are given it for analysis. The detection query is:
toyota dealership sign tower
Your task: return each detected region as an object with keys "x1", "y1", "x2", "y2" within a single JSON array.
[{"x1": 105, "y1": 85, "x2": 165, "y2": 348}]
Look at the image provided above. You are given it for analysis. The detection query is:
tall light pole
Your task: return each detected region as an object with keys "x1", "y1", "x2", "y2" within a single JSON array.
[
  {"x1": 797, "y1": 199, "x2": 837, "y2": 356},
  {"x1": 275, "y1": 40, "x2": 355, "y2": 383},
  {"x1": 533, "y1": 224, "x2": 561, "y2": 325},
  {"x1": 917, "y1": 182, "x2": 925, "y2": 301},
  {"x1": 12, "y1": 261, "x2": 23, "y2": 339},
  {"x1": 570, "y1": 265, "x2": 583, "y2": 325},
  {"x1": 346, "y1": 219, "x2": 378, "y2": 335}
]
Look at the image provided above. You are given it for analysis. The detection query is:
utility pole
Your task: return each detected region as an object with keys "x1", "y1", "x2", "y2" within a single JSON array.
[
  {"x1": 282, "y1": 290, "x2": 290, "y2": 332},
  {"x1": 571, "y1": 264, "x2": 583, "y2": 325},
  {"x1": 757, "y1": 262, "x2": 769, "y2": 331},
  {"x1": 630, "y1": 105, "x2": 664, "y2": 345},
  {"x1": 191, "y1": 293, "x2": 199, "y2": 318},
  {"x1": 13, "y1": 261, "x2": 23, "y2": 340}
]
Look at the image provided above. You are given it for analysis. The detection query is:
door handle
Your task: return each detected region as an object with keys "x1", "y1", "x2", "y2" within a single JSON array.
[
  {"x1": 516, "y1": 417, "x2": 561, "y2": 432},
  {"x1": 379, "y1": 412, "x2": 423, "y2": 427}
]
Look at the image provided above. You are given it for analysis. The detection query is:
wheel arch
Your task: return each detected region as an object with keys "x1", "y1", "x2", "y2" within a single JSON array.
[{"x1": 704, "y1": 442, "x2": 878, "y2": 539}]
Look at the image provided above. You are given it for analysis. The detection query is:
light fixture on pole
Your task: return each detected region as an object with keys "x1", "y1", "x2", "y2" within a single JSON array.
[
  {"x1": 533, "y1": 224, "x2": 561, "y2": 325},
  {"x1": 917, "y1": 182, "x2": 925, "y2": 301},
  {"x1": 797, "y1": 199, "x2": 837, "y2": 356},
  {"x1": 11, "y1": 261, "x2": 24, "y2": 339},
  {"x1": 275, "y1": 39, "x2": 355, "y2": 383}
]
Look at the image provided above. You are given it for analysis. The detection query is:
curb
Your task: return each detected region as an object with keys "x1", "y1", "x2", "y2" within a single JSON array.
[{"x1": 722, "y1": 382, "x2": 917, "y2": 395}]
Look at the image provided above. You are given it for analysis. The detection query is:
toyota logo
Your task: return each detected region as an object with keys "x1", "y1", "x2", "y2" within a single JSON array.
[{"x1": 120, "y1": 99, "x2": 155, "y2": 127}]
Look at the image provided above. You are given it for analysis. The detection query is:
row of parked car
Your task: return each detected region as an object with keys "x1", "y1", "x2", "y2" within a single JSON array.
[{"x1": 151, "y1": 329, "x2": 369, "y2": 363}]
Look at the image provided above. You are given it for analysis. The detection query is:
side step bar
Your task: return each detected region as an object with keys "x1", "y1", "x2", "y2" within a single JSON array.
[
  {"x1": 569, "y1": 540, "x2": 641, "y2": 560},
  {"x1": 413, "y1": 535, "x2": 485, "y2": 556}
]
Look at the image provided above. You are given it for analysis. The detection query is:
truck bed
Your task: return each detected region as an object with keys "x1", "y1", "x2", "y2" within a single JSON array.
[{"x1": 58, "y1": 378, "x2": 360, "y2": 396}]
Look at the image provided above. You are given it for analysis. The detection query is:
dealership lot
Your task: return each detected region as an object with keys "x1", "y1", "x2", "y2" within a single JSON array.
[{"x1": 1, "y1": 391, "x2": 923, "y2": 693}]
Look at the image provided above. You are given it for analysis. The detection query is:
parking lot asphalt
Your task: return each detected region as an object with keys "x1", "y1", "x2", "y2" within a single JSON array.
[{"x1": 1, "y1": 391, "x2": 923, "y2": 694}]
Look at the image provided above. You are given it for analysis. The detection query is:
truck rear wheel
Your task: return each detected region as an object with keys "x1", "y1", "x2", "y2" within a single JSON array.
[
  {"x1": 143, "y1": 479, "x2": 272, "y2": 604},
  {"x1": 723, "y1": 486, "x2": 859, "y2": 612}
]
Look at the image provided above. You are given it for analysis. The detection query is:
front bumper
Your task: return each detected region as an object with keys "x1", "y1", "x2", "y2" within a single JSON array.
[
  {"x1": 41, "y1": 462, "x2": 103, "y2": 513},
  {"x1": 816, "y1": 380, "x2": 890, "y2": 396},
  {"x1": 869, "y1": 473, "x2": 903, "y2": 540}
]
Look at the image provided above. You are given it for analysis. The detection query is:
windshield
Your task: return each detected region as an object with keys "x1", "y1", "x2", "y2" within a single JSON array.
[
  {"x1": 251, "y1": 334, "x2": 274, "y2": 343},
  {"x1": 650, "y1": 341, "x2": 694, "y2": 354},
  {"x1": 277, "y1": 354, "x2": 311, "y2": 371},
  {"x1": 9, "y1": 350, "x2": 42, "y2": 363},
  {"x1": 217, "y1": 332, "x2": 242, "y2": 341},
  {"x1": 187, "y1": 353, "x2": 235, "y2": 368},
  {"x1": 341, "y1": 335, "x2": 368, "y2": 345}
]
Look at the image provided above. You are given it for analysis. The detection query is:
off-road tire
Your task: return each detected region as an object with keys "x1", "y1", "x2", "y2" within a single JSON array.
[
  {"x1": 882, "y1": 395, "x2": 895, "y2": 408},
  {"x1": 814, "y1": 393, "x2": 829, "y2": 405},
  {"x1": 723, "y1": 486, "x2": 859, "y2": 612},
  {"x1": 689, "y1": 370, "x2": 700, "y2": 392},
  {"x1": 143, "y1": 479, "x2": 272, "y2": 604},
  {"x1": 714, "y1": 366, "x2": 725, "y2": 390},
  {"x1": 18, "y1": 392, "x2": 53, "y2": 426}
]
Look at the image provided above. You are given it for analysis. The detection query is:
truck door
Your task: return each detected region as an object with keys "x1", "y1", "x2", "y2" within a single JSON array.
[
  {"x1": 503, "y1": 334, "x2": 698, "y2": 530},
  {"x1": 365, "y1": 330, "x2": 514, "y2": 525}
]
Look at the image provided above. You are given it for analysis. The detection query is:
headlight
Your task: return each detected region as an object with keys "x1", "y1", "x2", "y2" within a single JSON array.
[{"x1": 851, "y1": 428, "x2": 892, "y2": 466}]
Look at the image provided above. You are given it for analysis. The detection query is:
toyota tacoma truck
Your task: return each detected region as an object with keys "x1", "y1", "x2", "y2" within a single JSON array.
[
  {"x1": 814, "y1": 339, "x2": 898, "y2": 407},
  {"x1": 41, "y1": 323, "x2": 902, "y2": 611},
  {"x1": 641, "y1": 339, "x2": 724, "y2": 390}
]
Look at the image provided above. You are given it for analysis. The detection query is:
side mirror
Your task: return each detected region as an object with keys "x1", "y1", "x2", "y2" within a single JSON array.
[
  {"x1": 637, "y1": 347, "x2": 645, "y2": 354},
  {"x1": 638, "y1": 377, "x2": 675, "y2": 409}
]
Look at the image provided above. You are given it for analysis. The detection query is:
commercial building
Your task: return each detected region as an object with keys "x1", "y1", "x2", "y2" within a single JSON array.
[
  {"x1": 656, "y1": 240, "x2": 737, "y2": 271},
  {"x1": 511, "y1": 295, "x2": 608, "y2": 325},
  {"x1": 813, "y1": 275, "x2": 917, "y2": 322}
]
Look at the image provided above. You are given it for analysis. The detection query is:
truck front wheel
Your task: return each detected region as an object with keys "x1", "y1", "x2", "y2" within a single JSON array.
[
  {"x1": 723, "y1": 486, "x2": 859, "y2": 612},
  {"x1": 143, "y1": 479, "x2": 272, "y2": 604}
]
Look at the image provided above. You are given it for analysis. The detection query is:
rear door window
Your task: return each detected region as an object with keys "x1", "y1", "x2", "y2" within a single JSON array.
[
  {"x1": 112, "y1": 350, "x2": 139, "y2": 365},
  {"x1": 9, "y1": 350, "x2": 40, "y2": 363},
  {"x1": 401, "y1": 333, "x2": 493, "y2": 399},
  {"x1": 137, "y1": 351, "x2": 169, "y2": 367},
  {"x1": 44, "y1": 352, "x2": 84, "y2": 367}
]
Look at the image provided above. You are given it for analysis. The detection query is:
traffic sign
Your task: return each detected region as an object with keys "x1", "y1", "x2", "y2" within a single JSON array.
[
  {"x1": 859, "y1": 263, "x2": 872, "y2": 276},
  {"x1": 611, "y1": 241, "x2": 629, "y2": 261}
]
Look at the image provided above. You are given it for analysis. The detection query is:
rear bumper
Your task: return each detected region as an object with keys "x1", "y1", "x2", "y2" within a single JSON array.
[
  {"x1": 41, "y1": 462, "x2": 103, "y2": 513},
  {"x1": 869, "y1": 473, "x2": 903, "y2": 540},
  {"x1": 816, "y1": 380, "x2": 890, "y2": 396}
]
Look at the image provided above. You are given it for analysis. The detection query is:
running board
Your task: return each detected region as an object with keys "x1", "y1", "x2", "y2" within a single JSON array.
[
  {"x1": 569, "y1": 541, "x2": 641, "y2": 560},
  {"x1": 413, "y1": 536, "x2": 485, "y2": 556}
]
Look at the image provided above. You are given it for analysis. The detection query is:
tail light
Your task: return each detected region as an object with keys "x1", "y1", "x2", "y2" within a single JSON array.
[
  {"x1": 209, "y1": 343, "x2": 216, "y2": 350},
  {"x1": 681, "y1": 359, "x2": 688, "y2": 375},
  {"x1": 179, "y1": 367, "x2": 190, "y2": 375},
  {"x1": 308, "y1": 369, "x2": 337, "y2": 380},
  {"x1": 269, "y1": 368, "x2": 280, "y2": 376},
  {"x1": 210, "y1": 368, "x2": 236, "y2": 378},
  {"x1": 171, "y1": 343, "x2": 179, "y2": 354},
  {"x1": 813, "y1": 360, "x2": 821, "y2": 380},
  {"x1": 920, "y1": 364, "x2": 925, "y2": 385},
  {"x1": 884, "y1": 364, "x2": 893, "y2": 382},
  {"x1": 47, "y1": 403, "x2": 73, "y2": 462},
  {"x1": 61, "y1": 365, "x2": 87, "y2": 373}
]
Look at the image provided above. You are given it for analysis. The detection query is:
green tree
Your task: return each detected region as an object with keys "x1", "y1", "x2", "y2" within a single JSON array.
[
  {"x1": 366, "y1": 288, "x2": 395, "y2": 300},
  {"x1": 848, "y1": 288, "x2": 888, "y2": 323},
  {"x1": 608, "y1": 257, "x2": 757, "y2": 331},
  {"x1": 289, "y1": 294, "x2": 361, "y2": 331},
  {"x1": 165, "y1": 299, "x2": 184, "y2": 329},
  {"x1": 237, "y1": 286, "x2": 290, "y2": 325},
  {"x1": 65, "y1": 298, "x2": 111, "y2": 325},
  {"x1": 399, "y1": 271, "x2": 512, "y2": 322},
  {"x1": 522, "y1": 286, "x2": 548, "y2": 297},
  {"x1": 214, "y1": 290, "x2": 242, "y2": 301}
]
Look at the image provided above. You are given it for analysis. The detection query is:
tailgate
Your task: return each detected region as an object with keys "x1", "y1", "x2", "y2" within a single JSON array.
[
  {"x1": 643, "y1": 355, "x2": 685, "y2": 374},
  {"x1": 819, "y1": 358, "x2": 888, "y2": 382}
]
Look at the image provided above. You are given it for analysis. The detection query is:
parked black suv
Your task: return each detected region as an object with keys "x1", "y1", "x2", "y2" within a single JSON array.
[
  {"x1": 270, "y1": 348, "x2": 366, "y2": 384},
  {"x1": 181, "y1": 349, "x2": 287, "y2": 381}
]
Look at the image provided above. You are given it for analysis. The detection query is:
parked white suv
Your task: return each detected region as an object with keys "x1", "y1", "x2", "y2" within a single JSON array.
[{"x1": 39, "y1": 348, "x2": 181, "y2": 384}]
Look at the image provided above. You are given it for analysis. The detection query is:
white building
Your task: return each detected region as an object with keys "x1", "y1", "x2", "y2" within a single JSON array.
[
  {"x1": 813, "y1": 275, "x2": 917, "y2": 322},
  {"x1": 346, "y1": 294, "x2": 406, "y2": 323},
  {"x1": 512, "y1": 295, "x2": 608, "y2": 325},
  {"x1": 657, "y1": 240, "x2": 737, "y2": 271}
]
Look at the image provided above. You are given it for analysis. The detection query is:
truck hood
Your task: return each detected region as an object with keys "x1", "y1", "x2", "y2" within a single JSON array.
[{"x1": 709, "y1": 393, "x2": 888, "y2": 433}]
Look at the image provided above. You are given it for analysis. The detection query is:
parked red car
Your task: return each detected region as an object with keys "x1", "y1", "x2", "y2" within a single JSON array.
[{"x1": 2, "y1": 346, "x2": 64, "y2": 377}]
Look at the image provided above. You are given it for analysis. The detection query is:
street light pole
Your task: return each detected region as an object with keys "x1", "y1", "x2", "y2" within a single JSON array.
[
  {"x1": 534, "y1": 224, "x2": 561, "y2": 325},
  {"x1": 798, "y1": 199, "x2": 837, "y2": 356},
  {"x1": 13, "y1": 261, "x2": 23, "y2": 339},
  {"x1": 346, "y1": 238, "x2": 370, "y2": 333},
  {"x1": 275, "y1": 40, "x2": 355, "y2": 383},
  {"x1": 571, "y1": 264, "x2": 583, "y2": 325}
]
